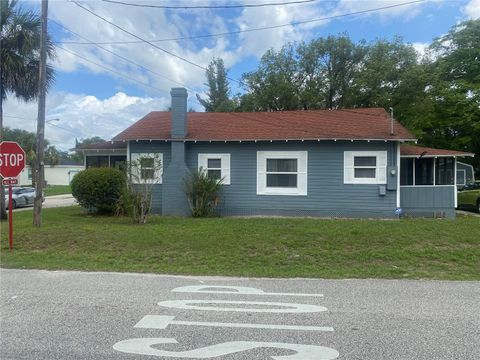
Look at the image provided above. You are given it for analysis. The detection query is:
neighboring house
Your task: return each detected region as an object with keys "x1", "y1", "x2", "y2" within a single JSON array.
[
  {"x1": 93, "y1": 87, "x2": 475, "y2": 218},
  {"x1": 18, "y1": 160, "x2": 84, "y2": 186},
  {"x1": 456, "y1": 161, "x2": 475, "y2": 187},
  {"x1": 74, "y1": 141, "x2": 127, "y2": 169}
]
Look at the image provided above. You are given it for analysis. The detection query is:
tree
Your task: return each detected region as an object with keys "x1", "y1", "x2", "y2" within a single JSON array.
[
  {"x1": 197, "y1": 58, "x2": 235, "y2": 112},
  {"x1": 298, "y1": 35, "x2": 365, "y2": 109},
  {"x1": 242, "y1": 45, "x2": 303, "y2": 111},
  {"x1": 0, "y1": 0, "x2": 55, "y2": 219},
  {"x1": 76, "y1": 136, "x2": 106, "y2": 147},
  {"x1": 44, "y1": 145, "x2": 60, "y2": 166},
  {"x1": 416, "y1": 20, "x2": 480, "y2": 176},
  {"x1": 347, "y1": 38, "x2": 426, "y2": 123},
  {"x1": 240, "y1": 36, "x2": 365, "y2": 111}
]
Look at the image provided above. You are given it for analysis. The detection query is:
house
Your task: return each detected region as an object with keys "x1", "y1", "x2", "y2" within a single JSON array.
[
  {"x1": 18, "y1": 160, "x2": 84, "y2": 186},
  {"x1": 456, "y1": 161, "x2": 475, "y2": 187},
  {"x1": 86, "y1": 87, "x2": 474, "y2": 218}
]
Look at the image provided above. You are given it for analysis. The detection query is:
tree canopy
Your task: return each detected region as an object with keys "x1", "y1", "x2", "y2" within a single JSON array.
[
  {"x1": 201, "y1": 20, "x2": 479, "y2": 175},
  {"x1": 196, "y1": 58, "x2": 235, "y2": 112}
]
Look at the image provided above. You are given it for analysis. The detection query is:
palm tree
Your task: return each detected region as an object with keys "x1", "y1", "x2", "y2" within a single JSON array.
[{"x1": 0, "y1": 0, "x2": 55, "y2": 219}]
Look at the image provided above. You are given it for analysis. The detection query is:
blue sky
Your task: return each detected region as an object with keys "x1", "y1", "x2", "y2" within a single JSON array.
[{"x1": 4, "y1": 0, "x2": 479, "y2": 150}]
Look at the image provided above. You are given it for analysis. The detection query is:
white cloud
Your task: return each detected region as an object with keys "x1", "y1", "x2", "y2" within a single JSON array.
[
  {"x1": 462, "y1": 0, "x2": 480, "y2": 19},
  {"x1": 412, "y1": 42, "x2": 429, "y2": 57},
  {"x1": 3, "y1": 91, "x2": 170, "y2": 151}
]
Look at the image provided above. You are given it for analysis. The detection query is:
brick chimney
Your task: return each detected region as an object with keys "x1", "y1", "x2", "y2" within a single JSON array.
[
  {"x1": 171, "y1": 87, "x2": 188, "y2": 138},
  {"x1": 162, "y1": 88, "x2": 190, "y2": 216}
]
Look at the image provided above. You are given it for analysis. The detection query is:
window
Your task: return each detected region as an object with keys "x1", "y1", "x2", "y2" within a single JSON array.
[
  {"x1": 415, "y1": 158, "x2": 433, "y2": 185},
  {"x1": 435, "y1": 158, "x2": 454, "y2": 185},
  {"x1": 400, "y1": 158, "x2": 414, "y2": 186},
  {"x1": 257, "y1": 151, "x2": 307, "y2": 196},
  {"x1": 111, "y1": 156, "x2": 127, "y2": 171},
  {"x1": 456, "y1": 170, "x2": 466, "y2": 186},
  {"x1": 140, "y1": 157, "x2": 155, "y2": 180},
  {"x1": 27, "y1": 167, "x2": 33, "y2": 181},
  {"x1": 198, "y1": 154, "x2": 230, "y2": 185},
  {"x1": 344, "y1": 151, "x2": 387, "y2": 184},
  {"x1": 86, "y1": 156, "x2": 109, "y2": 168},
  {"x1": 131, "y1": 153, "x2": 163, "y2": 184}
]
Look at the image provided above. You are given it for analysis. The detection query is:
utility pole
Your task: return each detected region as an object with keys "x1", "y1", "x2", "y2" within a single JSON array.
[{"x1": 33, "y1": 0, "x2": 48, "y2": 227}]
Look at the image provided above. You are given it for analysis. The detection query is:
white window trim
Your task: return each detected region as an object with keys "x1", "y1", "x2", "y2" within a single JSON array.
[
  {"x1": 257, "y1": 151, "x2": 308, "y2": 196},
  {"x1": 198, "y1": 153, "x2": 230, "y2": 185},
  {"x1": 344, "y1": 151, "x2": 387, "y2": 185},
  {"x1": 131, "y1": 152, "x2": 163, "y2": 184}
]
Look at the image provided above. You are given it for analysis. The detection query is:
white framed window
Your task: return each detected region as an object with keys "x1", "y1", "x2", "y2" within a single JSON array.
[
  {"x1": 131, "y1": 153, "x2": 163, "y2": 184},
  {"x1": 344, "y1": 151, "x2": 387, "y2": 184},
  {"x1": 257, "y1": 151, "x2": 308, "y2": 196},
  {"x1": 198, "y1": 153, "x2": 230, "y2": 185}
]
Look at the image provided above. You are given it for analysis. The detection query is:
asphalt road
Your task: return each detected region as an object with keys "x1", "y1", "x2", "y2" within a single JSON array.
[
  {"x1": 0, "y1": 269, "x2": 478, "y2": 360},
  {"x1": 14, "y1": 194, "x2": 76, "y2": 212}
]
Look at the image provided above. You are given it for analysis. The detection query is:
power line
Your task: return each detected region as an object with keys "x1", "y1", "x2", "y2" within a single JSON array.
[
  {"x1": 4, "y1": 115, "x2": 80, "y2": 135},
  {"x1": 49, "y1": 19, "x2": 188, "y2": 89},
  {"x1": 102, "y1": 0, "x2": 318, "y2": 9},
  {"x1": 55, "y1": 44, "x2": 170, "y2": 93},
  {"x1": 63, "y1": 0, "x2": 426, "y2": 46},
  {"x1": 71, "y1": 0, "x2": 246, "y2": 87}
]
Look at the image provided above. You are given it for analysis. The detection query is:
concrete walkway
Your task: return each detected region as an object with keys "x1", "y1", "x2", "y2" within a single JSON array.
[{"x1": 456, "y1": 209, "x2": 480, "y2": 217}]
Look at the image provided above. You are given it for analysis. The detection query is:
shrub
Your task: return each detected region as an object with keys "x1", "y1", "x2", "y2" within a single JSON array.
[
  {"x1": 71, "y1": 167, "x2": 126, "y2": 214},
  {"x1": 115, "y1": 154, "x2": 162, "y2": 224},
  {"x1": 184, "y1": 168, "x2": 223, "y2": 217}
]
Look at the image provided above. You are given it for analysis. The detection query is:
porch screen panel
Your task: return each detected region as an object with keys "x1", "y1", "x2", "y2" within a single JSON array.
[
  {"x1": 435, "y1": 158, "x2": 454, "y2": 185},
  {"x1": 400, "y1": 158, "x2": 414, "y2": 185},
  {"x1": 415, "y1": 158, "x2": 434, "y2": 185}
]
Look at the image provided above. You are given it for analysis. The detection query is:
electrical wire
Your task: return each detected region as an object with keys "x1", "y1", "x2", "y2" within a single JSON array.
[
  {"x1": 71, "y1": 0, "x2": 247, "y2": 87},
  {"x1": 55, "y1": 44, "x2": 171, "y2": 93},
  {"x1": 101, "y1": 0, "x2": 318, "y2": 9},
  {"x1": 50, "y1": 19, "x2": 188, "y2": 89},
  {"x1": 63, "y1": 0, "x2": 426, "y2": 45}
]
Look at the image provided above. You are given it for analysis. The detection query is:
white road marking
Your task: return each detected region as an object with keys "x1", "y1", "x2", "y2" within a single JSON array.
[
  {"x1": 157, "y1": 300, "x2": 327, "y2": 313},
  {"x1": 172, "y1": 285, "x2": 323, "y2": 297},
  {"x1": 113, "y1": 338, "x2": 340, "y2": 359},
  {"x1": 135, "y1": 315, "x2": 334, "y2": 332}
]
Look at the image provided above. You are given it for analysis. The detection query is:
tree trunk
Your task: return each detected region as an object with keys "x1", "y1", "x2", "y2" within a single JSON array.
[
  {"x1": 0, "y1": 86, "x2": 7, "y2": 221},
  {"x1": 33, "y1": 0, "x2": 48, "y2": 227}
]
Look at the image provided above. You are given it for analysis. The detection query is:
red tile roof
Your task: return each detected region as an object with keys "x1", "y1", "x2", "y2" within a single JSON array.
[
  {"x1": 112, "y1": 108, "x2": 416, "y2": 142},
  {"x1": 400, "y1": 144, "x2": 474, "y2": 157}
]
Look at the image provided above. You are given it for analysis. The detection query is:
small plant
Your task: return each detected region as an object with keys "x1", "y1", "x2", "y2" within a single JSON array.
[
  {"x1": 117, "y1": 154, "x2": 162, "y2": 224},
  {"x1": 71, "y1": 167, "x2": 126, "y2": 214},
  {"x1": 184, "y1": 168, "x2": 223, "y2": 217}
]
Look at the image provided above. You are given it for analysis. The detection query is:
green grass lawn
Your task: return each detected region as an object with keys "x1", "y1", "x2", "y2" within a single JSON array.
[
  {"x1": 43, "y1": 185, "x2": 71, "y2": 196},
  {"x1": 1, "y1": 206, "x2": 479, "y2": 280}
]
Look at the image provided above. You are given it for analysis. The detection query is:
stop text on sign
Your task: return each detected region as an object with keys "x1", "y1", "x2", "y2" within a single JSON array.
[{"x1": 0, "y1": 153, "x2": 25, "y2": 167}]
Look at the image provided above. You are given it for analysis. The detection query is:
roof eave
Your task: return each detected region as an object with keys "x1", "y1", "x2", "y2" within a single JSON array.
[{"x1": 114, "y1": 137, "x2": 418, "y2": 143}]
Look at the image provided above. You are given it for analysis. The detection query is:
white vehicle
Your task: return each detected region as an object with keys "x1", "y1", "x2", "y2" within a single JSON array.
[{"x1": 4, "y1": 187, "x2": 44, "y2": 209}]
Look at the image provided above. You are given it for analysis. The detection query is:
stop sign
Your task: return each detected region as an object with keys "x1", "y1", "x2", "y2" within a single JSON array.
[{"x1": 0, "y1": 141, "x2": 26, "y2": 178}]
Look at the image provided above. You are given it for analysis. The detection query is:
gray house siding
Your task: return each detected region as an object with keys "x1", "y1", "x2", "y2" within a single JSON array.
[
  {"x1": 186, "y1": 141, "x2": 399, "y2": 218},
  {"x1": 400, "y1": 186, "x2": 456, "y2": 218}
]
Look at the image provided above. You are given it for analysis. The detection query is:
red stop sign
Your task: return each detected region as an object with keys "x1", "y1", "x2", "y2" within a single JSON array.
[{"x1": 0, "y1": 141, "x2": 26, "y2": 178}]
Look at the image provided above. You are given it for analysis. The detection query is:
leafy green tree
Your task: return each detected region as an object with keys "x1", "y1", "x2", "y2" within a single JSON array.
[
  {"x1": 197, "y1": 58, "x2": 235, "y2": 112},
  {"x1": 242, "y1": 45, "x2": 302, "y2": 111},
  {"x1": 298, "y1": 35, "x2": 365, "y2": 109},
  {"x1": 416, "y1": 20, "x2": 480, "y2": 176},
  {"x1": 0, "y1": 0, "x2": 55, "y2": 219},
  {"x1": 347, "y1": 37, "x2": 428, "y2": 127},
  {"x1": 76, "y1": 136, "x2": 106, "y2": 147}
]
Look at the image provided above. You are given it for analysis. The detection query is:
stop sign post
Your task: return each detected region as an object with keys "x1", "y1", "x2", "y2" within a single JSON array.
[{"x1": 0, "y1": 141, "x2": 26, "y2": 251}]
